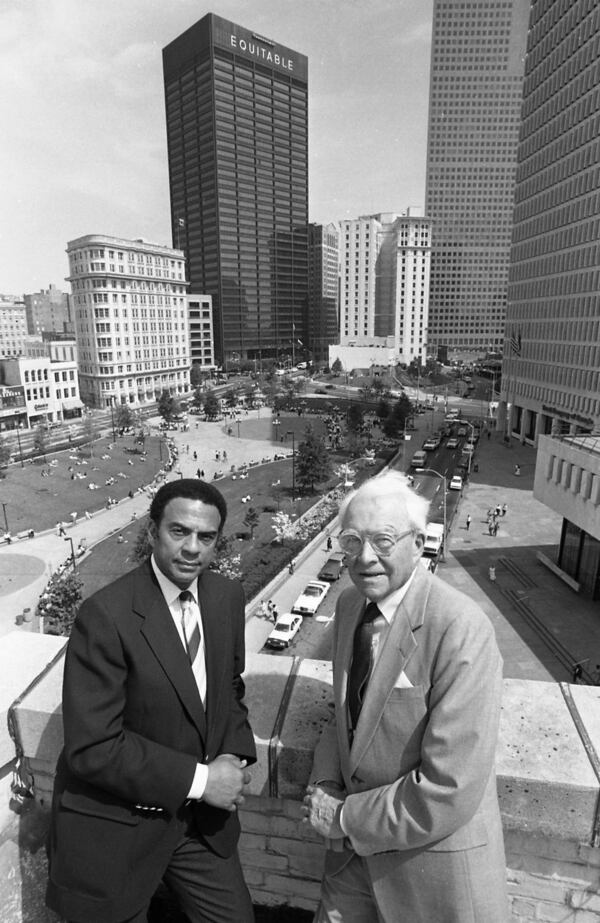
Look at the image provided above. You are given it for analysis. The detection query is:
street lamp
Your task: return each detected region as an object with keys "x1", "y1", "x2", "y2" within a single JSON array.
[
  {"x1": 417, "y1": 467, "x2": 447, "y2": 562},
  {"x1": 286, "y1": 430, "x2": 296, "y2": 502},
  {"x1": 64, "y1": 536, "x2": 77, "y2": 571},
  {"x1": 109, "y1": 401, "x2": 116, "y2": 441},
  {"x1": 272, "y1": 417, "x2": 281, "y2": 443},
  {"x1": 1, "y1": 503, "x2": 7, "y2": 533},
  {"x1": 15, "y1": 423, "x2": 24, "y2": 468}
]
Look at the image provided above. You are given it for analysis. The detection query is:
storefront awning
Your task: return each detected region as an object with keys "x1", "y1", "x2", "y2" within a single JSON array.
[{"x1": 62, "y1": 399, "x2": 84, "y2": 410}]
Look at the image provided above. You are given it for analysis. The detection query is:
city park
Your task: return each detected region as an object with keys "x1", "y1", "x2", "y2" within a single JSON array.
[{"x1": 0, "y1": 360, "x2": 469, "y2": 635}]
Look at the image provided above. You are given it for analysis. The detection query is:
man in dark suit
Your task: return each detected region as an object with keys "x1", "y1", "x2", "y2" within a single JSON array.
[
  {"x1": 46, "y1": 479, "x2": 256, "y2": 923},
  {"x1": 303, "y1": 472, "x2": 507, "y2": 922}
]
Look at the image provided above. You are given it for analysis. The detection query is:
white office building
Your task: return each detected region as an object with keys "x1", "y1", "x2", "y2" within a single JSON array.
[{"x1": 67, "y1": 235, "x2": 192, "y2": 409}]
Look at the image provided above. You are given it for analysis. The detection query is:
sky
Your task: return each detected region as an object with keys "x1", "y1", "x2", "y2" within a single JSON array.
[{"x1": 0, "y1": 0, "x2": 433, "y2": 295}]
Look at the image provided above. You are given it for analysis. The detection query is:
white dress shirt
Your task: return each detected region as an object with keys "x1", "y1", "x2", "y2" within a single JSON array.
[{"x1": 150, "y1": 556, "x2": 208, "y2": 800}]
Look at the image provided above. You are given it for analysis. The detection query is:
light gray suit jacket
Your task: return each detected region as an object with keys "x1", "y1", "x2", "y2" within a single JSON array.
[{"x1": 311, "y1": 564, "x2": 508, "y2": 922}]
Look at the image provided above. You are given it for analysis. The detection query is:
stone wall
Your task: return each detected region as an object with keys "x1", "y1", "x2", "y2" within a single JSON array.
[{"x1": 6, "y1": 640, "x2": 600, "y2": 922}]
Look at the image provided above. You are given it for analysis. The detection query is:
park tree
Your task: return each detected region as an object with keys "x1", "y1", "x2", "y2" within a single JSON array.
[
  {"x1": 157, "y1": 390, "x2": 175, "y2": 422},
  {"x1": 203, "y1": 391, "x2": 220, "y2": 419},
  {"x1": 371, "y1": 377, "x2": 385, "y2": 395},
  {"x1": 331, "y1": 357, "x2": 343, "y2": 375},
  {"x1": 0, "y1": 437, "x2": 11, "y2": 472},
  {"x1": 81, "y1": 414, "x2": 99, "y2": 453},
  {"x1": 383, "y1": 394, "x2": 412, "y2": 439},
  {"x1": 32, "y1": 424, "x2": 48, "y2": 460},
  {"x1": 39, "y1": 570, "x2": 83, "y2": 636},
  {"x1": 346, "y1": 403, "x2": 364, "y2": 434},
  {"x1": 271, "y1": 511, "x2": 297, "y2": 545},
  {"x1": 296, "y1": 424, "x2": 332, "y2": 494},
  {"x1": 242, "y1": 506, "x2": 260, "y2": 539},
  {"x1": 376, "y1": 398, "x2": 391, "y2": 420},
  {"x1": 115, "y1": 404, "x2": 133, "y2": 432},
  {"x1": 191, "y1": 387, "x2": 204, "y2": 413},
  {"x1": 189, "y1": 363, "x2": 205, "y2": 388}
]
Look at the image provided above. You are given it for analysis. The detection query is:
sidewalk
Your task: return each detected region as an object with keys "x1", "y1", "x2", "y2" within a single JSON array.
[{"x1": 437, "y1": 432, "x2": 600, "y2": 684}]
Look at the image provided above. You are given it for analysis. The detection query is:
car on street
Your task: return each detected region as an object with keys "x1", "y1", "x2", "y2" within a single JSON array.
[
  {"x1": 422, "y1": 437, "x2": 441, "y2": 451},
  {"x1": 291, "y1": 580, "x2": 330, "y2": 616},
  {"x1": 457, "y1": 426, "x2": 467, "y2": 436},
  {"x1": 449, "y1": 475, "x2": 463, "y2": 491},
  {"x1": 446, "y1": 437, "x2": 460, "y2": 449},
  {"x1": 318, "y1": 553, "x2": 346, "y2": 582},
  {"x1": 266, "y1": 613, "x2": 303, "y2": 649}
]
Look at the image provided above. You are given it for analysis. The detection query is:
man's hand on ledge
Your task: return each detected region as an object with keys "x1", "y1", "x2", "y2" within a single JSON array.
[
  {"x1": 203, "y1": 754, "x2": 251, "y2": 812},
  {"x1": 302, "y1": 783, "x2": 345, "y2": 840}
]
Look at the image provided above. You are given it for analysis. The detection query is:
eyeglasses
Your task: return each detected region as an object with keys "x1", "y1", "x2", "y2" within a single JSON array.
[{"x1": 337, "y1": 528, "x2": 414, "y2": 558}]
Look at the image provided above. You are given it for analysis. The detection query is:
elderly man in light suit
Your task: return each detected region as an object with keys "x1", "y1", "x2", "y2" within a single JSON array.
[{"x1": 304, "y1": 472, "x2": 508, "y2": 922}]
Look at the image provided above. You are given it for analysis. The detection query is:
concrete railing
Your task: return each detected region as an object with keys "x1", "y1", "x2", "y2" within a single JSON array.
[{"x1": 4, "y1": 634, "x2": 600, "y2": 922}]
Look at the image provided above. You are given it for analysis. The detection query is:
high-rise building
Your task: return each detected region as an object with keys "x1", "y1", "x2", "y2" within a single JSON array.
[
  {"x1": 23, "y1": 284, "x2": 73, "y2": 337},
  {"x1": 66, "y1": 235, "x2": 191, "y2": 409},
  {"x1": 332, "y1": 211, "x2": 430, "y2": 370},
  {"x1": 425, "y1": 0, "x2": 530, "y2": 354},
  {"x1": 503, "y1": 0, "x2": 600, "y2": 599},
  {"x1": 163, "y1": 13, "x2": 309, "y2": 367},
  {"x1": 308, "y1": 223, "x2": 339, "y2": 364}
]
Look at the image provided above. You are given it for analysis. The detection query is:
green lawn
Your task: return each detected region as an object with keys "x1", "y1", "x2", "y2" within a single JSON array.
[{"x1": 0, "y1": 432, "x2": 165, "y2": 536}]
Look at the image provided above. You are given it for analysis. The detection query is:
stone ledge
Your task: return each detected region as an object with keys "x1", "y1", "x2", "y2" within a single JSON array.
[{"x1": 10, "y1": 645, "x2": 600, "y2": 845}]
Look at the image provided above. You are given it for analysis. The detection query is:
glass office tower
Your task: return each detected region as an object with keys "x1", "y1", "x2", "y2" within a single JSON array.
[{"x1": 163, "y1": 13, "x2": 309, "y2": 366}]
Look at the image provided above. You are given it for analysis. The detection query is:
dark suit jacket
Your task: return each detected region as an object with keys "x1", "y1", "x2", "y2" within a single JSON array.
[{"x1": 46, "y1": 560, "x2": 256, "y2": 923}]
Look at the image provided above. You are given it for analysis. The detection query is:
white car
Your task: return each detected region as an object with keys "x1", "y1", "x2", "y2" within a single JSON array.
[
  {"x1": 266, "y1": 613, "x2": 303, "y2": 649},
  {"x1": 446, "y1": 437, "x2": 460, "y2": 449},
  {"x1": 449, "y1": 475, "x2": 463, "y2": 491},
  {"x1": 291, "y1": 580, "x2": 330, "y2": 616}
]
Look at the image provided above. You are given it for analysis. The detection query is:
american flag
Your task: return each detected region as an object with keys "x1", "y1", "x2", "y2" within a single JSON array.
[{"x1": 509, "y1": 328, "x2": 521, "y2": 356}]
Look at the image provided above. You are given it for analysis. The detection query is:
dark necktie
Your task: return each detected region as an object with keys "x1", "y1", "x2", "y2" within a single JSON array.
[
  {"x1": 348, "y1": 601, "x2": 383, "y2": 731},
  {"x1": 179, "y1": 590, "x2": 201, "y2": 664}
]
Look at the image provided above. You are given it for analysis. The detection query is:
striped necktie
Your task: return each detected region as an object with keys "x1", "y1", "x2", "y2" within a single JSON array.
[
  {"x1": 179, "y1": 590, "x2": 201, "y2": 665},
  {"x1": 348, "y1": 601, "x2": 384, "y2": 731}
]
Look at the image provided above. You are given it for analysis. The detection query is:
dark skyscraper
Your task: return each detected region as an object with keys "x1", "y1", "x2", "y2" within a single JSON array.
[
  {"x1": 163, "y1": 13, "x2": 309, "y2": 366},
  {"x1": 425, "y1": 0, "x2": 530, "y2": 354}
]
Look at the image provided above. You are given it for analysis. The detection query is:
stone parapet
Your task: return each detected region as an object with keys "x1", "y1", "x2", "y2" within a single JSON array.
[{"x1": 4, "y1": 642, "x2": 600, "y2": 921}]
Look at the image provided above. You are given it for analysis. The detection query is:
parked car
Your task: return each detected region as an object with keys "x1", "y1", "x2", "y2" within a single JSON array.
[
  {"x1": 291, "y1": 580, "x2": 330, "y2": 616},
  {"x1": 446, "y1": 437, "x2": 460, "y2": 449},
  {"x1": 423, "y1": 522, "x2": 444, "y2": 559},
  {"x1": 266, "y1": 613, "x2": 303, "y2": 649},
  {"x1": 318, "y1": 553, "x2": 346, "y2": 582},
  {"x1": 449, "y1": 475, "x2": 463, "y2": 491}
]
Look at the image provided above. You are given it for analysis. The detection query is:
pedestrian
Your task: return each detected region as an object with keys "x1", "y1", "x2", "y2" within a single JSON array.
[
  {"x1": 46, "y1": 479, "x2": 256, "y2": 923},
  {"x1": 197, "y1": 468, "x2": 202, "y2": 479},
  {"x1": 572, "y1": 664, "x2": 583, "y2": 684},
  {"x1": 489, "y1": 564, "x2": 496, "y2": 582},
  {"x1": 514, "y1": 464, "x2": 521, "y2": 476},
  {"x1": 57, "y1": 521, "x2": 66, "y2": 537},
  {"x1": 288, "y1": 560, "x2": 295, "y2": 575},
  {"x1": 193, "y1": 451, "x2": 198, "y2": 461},
  {"x1": 326, "y1": 535, "x2": 333, "y2": 552},
  {"x1": 304, "y1": 472, "x2": 507, "y2": 922},
  {"x1": 258, "y1": 599, "x2": 269, "y2": 620},
  {"x1": 223, "y1": 450, "x2": 227, "y2": 461},
  {"x1": 267, "y1": 600, "x2": 276, "y2": 622},
  {"x1": 465, "y1": 514, "x2": 471, "y2": 531},
  {"x1": 488, "y1": 521, "x2": 495, "y2": 536},
  {"x1": 3, "y1": 531, "x2": 11, "y2": 544},
  {"x1": 501, "y1": 503, "x2": 507, "y2": 516},
  {"x1": 84, "y1": 510, "x2": 92, "y2": 520},
  {"x1": 487, "y1": 430, "x2": 491, "y2": 440},
  {"x1": 495, "y1": 504, "x2": 502, "y2": 518},
  {"x1": 493, "y1": 520, "x2": 499, "y2": 536}
]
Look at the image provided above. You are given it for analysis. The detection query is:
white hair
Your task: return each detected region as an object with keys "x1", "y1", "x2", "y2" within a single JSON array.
[{"x1": 339, "y1": 471, "x2": 430, "y2": 537}]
